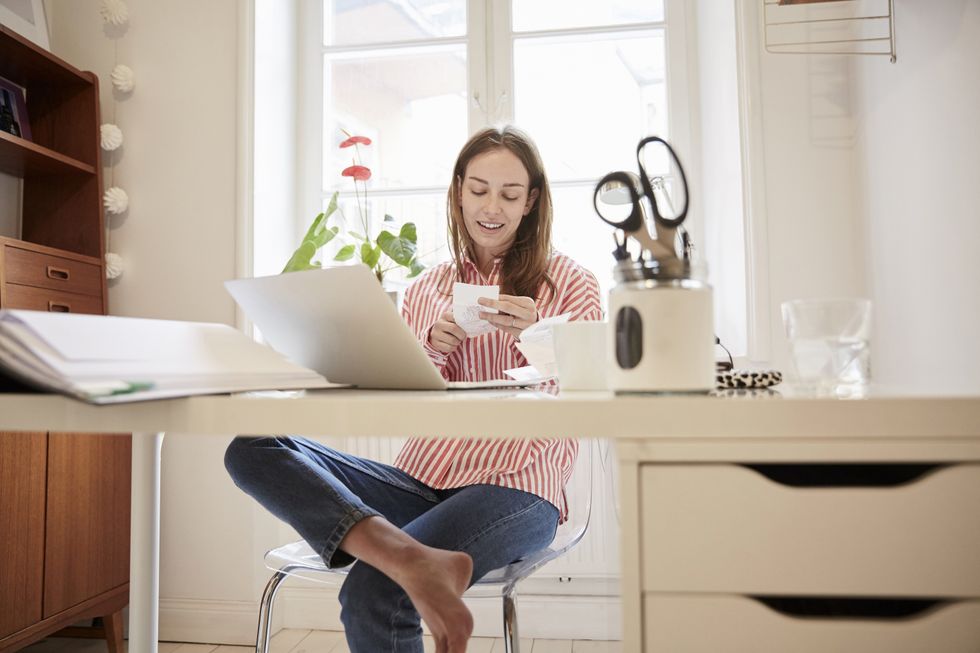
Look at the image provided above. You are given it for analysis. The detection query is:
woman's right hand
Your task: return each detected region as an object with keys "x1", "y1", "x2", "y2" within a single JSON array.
[{"x1": 429, "y1": 311, "x2": 467, "y2": 354}]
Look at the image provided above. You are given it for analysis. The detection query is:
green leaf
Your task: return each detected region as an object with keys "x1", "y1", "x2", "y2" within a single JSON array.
[
  {"x1": 383, "y1": 213, "x2": 396, "y2": 222},
  {"x1": 407, "y1": 258, "x2": 425, "y2": 278},
  {"x1": 361, "y1": 242, "x2": 382, "y2": 270},
  {"x1": 334, "y1": 243, "x2": 357, "y2": 261},
  {"x1": 377, "y1": 230, "x2": 417, "y2": 266},
  {"x1": 398, "y1": 222, "x2": 418, "y2": 243},
  {"x1": 281, "y1": 240, "x2": 318, "y2": 273},
  {"x1": 281, "y1": 192, "x2": 342, "y2": 273},
  {"x1": 324, "y1": 190, "x2": 340, "y2": 219},
  {"x1": 349, "y1": 231, "x2": 367, "y2": 242},
  {"x1": 302, "y1": 213, "x2": 325, "y2": 241}
]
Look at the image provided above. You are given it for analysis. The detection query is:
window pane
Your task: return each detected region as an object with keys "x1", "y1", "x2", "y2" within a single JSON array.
[
  {"x1": 514, "y1": 31, "x2": 667, "y2": 181},
  {"x1": 512, "y1": 0, "x2": 663, "y2": 33},
  {"x1": 324, "y1": 0, "x2": 466, "y2": 47},
  {"x1": 324, "y1": 45, "x2": 468, "y2": 191},
  {"x1": 550, "y1": 184, "x2": 617, "y2": 309}
]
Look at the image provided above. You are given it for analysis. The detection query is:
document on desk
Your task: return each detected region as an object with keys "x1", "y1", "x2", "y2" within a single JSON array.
[{"x1": 0, "y1": 309, "x2": 337, "y2": 404}]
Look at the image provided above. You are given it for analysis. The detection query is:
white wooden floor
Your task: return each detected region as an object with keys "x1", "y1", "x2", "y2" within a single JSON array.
[{"x1": 21, "y1": 629, "x2": 622, "y2": 652}]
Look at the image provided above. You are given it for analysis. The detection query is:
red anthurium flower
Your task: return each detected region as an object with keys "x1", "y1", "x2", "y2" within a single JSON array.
[
  {"x1": 341, "y1": 164, "x2": 372, "y2": 181},
  {"x1": 339, "y1": 135, "x2": 372, "y2": 148}
]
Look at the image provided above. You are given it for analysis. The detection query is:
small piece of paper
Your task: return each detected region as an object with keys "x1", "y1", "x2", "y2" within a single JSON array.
[
  {"x1": 453, "y1": 282, "x2": 499, "y2": 336},
  {"x1": 503, "y1": 365, "x2": 545, "y2": 382},
  {"x1": 514, "y1": 313, "x2": 571, "y2": 378}
]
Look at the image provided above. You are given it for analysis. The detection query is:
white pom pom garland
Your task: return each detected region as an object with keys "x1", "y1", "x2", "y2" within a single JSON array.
[
  {"x1": 100, "y1": 123, "x2": 123, "y2": 151},
  {"x1": 99, "y1": 0, "x2": 129, "y2": 26},
  {"x1": 103, "y1": 186, "x2": 129, "y2": 214},
  {"x1": 105, "y1": 252, "x2": 124, "y2": 280},
  {"x1": 111, "y1": 65, "x2": 134, "y2": 92}
]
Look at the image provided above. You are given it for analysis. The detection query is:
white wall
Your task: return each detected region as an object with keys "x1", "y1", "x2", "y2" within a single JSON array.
[
  {"x1": 854, "y1": 0, "x2": 980, "y2": 387},
  {"x1": 740, "y1": 0, "x2": 980, "y2": 384},
  {"x1": 738, "y1": 0, "x2": 868, "y2": 370}
]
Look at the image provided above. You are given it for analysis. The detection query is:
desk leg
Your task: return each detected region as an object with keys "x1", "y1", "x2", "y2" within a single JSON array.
[{"x1": 129, "y1": 431, "x2": 164, "y2": 653}]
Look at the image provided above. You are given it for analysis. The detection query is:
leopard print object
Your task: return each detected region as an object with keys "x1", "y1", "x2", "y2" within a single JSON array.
[{"x1": 716, "y1": 369, "x2": 782, "y2": 390}]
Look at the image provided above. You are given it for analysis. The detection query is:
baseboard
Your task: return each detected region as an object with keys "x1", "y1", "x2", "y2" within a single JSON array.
[
  {"x1": 159, "y1": 598, "x2": 269, "y2": 646},
  {"x1": 279, "y1": 587, "x2": 622, "y2": 641},
  {"x1": 160, "y1": 580, "x2": 622, "y2": 644}
]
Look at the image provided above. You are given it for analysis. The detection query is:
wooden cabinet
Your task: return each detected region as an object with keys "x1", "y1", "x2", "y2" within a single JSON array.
[
  {"x1": 0, "y1": 433, "x2": 46, "y2": 640},
  {"x1": 0, "y1": 25, "x2": 129, "y2": 653}
]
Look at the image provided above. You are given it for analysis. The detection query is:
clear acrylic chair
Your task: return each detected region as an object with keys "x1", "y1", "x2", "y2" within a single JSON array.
[{"x1": 254, "y1": 439, "x2": 595, "y2": 653}]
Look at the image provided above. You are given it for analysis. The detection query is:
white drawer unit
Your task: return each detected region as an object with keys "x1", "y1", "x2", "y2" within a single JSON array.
[
  {"x1": 616, "y1": 427, "x2": 980, "y2": 653},
  {"x1": 643, "y1": 594, "x2": 980, "y2": 653},
  {"x1": 640, "y1": 463, "x2": 980, "y2": 597}
]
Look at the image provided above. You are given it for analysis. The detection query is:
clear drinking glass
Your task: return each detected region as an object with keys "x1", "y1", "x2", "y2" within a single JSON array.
[{"x1": 781, "y1": 298, "x2": 872, "y2": 394}]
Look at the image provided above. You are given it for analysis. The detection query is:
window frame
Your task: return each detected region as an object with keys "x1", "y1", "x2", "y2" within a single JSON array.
[{"x1": 290, "y1": 0, "x2": 755, "y2": 355}]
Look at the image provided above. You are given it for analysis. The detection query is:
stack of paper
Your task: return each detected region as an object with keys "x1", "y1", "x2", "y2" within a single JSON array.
[{"x1": 0, "y1": 310, "x2": 333, "y2": 404}]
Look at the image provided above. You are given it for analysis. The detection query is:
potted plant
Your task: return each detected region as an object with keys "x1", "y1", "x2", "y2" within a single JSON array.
[{"x1": 282, "y1": 133, "x2": 425, "y2": 283}]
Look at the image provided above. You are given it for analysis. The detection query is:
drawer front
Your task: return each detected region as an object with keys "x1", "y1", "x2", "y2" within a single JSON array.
[
  {"x1": 644, "y1": 594, "x2": 980, "y2": 653},
  {"x1": 3, "y1": 244, "x2": 102, "y2": 297},
  {"x1": 641, "y1": 463, "x2": 980, "y2": 596},
  {"x1": 3, "y1": 283, "x2": 103, "y2": 315}
]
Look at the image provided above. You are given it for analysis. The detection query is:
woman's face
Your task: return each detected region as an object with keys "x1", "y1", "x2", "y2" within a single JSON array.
[{"x1": 458, "y1": 147, "x2": 539, "y2": 264}]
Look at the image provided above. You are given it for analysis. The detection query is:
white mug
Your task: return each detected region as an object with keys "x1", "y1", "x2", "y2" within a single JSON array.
[{"x1": 553, "y1": 321, "x2": 608, "y2": 391}]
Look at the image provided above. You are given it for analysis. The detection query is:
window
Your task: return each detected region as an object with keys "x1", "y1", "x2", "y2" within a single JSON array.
[{"x1": 264, "y1": 0, "x2": 746, "y2": 353}]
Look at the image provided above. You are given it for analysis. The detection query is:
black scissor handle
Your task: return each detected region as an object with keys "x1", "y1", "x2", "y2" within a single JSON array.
[
  {"x1": 593, "y1": 170, "x2": 645, "y2": 232},
  {"x1": 636, "y1": 135, "x2": 689, "y2": 229}
]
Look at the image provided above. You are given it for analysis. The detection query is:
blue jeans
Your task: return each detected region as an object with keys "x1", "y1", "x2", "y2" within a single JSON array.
[{"x1": 224, "y1": 436, "x2": 559, "y2": 653}]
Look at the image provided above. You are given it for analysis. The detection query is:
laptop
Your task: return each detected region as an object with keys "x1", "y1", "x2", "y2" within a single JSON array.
[{"x1": 225, "y1": 265, "x2": 541, "y2": 390}]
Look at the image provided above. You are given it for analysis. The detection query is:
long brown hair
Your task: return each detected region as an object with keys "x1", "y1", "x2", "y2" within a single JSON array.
[{"x1": 445, "y1": 125, "x2": 555, "y2": 300}]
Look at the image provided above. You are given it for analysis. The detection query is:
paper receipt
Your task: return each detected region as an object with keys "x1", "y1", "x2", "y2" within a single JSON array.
[{"x1": 452, "y1": 283, "x2": 499, "y2": 336}]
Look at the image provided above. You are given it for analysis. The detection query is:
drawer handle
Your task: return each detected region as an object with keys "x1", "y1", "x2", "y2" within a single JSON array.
[
  {"x1": 742, "y1": 463, "x2": 944, "y2": 488},
  {"x1": 46, "y1": 265, "x2": 71, "y2": 281},
  {"x1": 751, "y1": 595, "x2": 948, "y2": 620},
  {"x1": 48, "y1": 301, "x2": 71, "y2": 313}
]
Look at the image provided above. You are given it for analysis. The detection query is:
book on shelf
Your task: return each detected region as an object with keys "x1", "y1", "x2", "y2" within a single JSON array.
[{"x1": 0, "y1": 309, "x2": 338, "y2": 404}]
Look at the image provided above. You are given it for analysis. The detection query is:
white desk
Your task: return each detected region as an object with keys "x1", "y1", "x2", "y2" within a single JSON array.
[{"x1": 2, "y1": 387, "x2": 980, "y2": 652}]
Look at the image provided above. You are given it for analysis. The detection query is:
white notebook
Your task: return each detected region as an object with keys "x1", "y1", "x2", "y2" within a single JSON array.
[{"x1": 0, "y1": 309, "x2": 333, "y2": 404}]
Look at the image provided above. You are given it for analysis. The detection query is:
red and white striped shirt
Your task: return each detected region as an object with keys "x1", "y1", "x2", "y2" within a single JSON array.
[{"x1": 394, "y1": 252, "x2": 603, "y2": 520}]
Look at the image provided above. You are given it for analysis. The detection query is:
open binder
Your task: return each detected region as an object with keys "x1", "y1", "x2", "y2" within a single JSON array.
[{"x1": 0, "y1": 309, "x2": 335, "y2": 404}]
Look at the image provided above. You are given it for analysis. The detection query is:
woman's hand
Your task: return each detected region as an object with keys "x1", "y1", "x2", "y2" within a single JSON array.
[
  {"x1": 478, "y1": 294, "x2": 539, "y2": 339},
  {"x1": 429, "y1": 311, "x2": 468, "y2": 354}
]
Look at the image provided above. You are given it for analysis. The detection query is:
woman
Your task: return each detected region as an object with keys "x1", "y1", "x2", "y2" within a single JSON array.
[{"x1": 225, "y1": 125, "x2": 602, "y2": 653}]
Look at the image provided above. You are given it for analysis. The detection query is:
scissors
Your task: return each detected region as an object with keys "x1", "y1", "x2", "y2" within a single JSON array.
[{"x1": 593, "y1": 136, "x2": 690, "y2": 264}]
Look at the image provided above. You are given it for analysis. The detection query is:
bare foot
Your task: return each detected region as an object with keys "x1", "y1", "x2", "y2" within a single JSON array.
[{"x1": 394, "y1": 546, "x2": 474, "y2": 653}]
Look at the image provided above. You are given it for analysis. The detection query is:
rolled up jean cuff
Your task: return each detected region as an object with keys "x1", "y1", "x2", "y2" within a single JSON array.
[{"x1": 320, "y1": 506, "x2": 383, "y2": 568}]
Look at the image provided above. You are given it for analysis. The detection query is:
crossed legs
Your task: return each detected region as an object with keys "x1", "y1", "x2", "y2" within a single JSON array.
[{"x1": 224, "y1": 436, "x2": 558, "y2": 653}]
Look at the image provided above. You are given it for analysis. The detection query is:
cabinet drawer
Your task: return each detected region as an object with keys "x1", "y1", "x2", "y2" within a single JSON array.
[
  {"x1": 644, "y1": 594, "x2": 980, "y2": 653},
  {"x1": 3, "y1": 284, "x2": 103, "y2": 315},
  {"x1": 3, "y1": 244, "x2": 102, "y2": 296},
  {"x1": 640, "y1": 463, "x2": 980, "y2": 596}
]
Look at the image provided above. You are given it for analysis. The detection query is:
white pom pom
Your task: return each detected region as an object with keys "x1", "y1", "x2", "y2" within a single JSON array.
[
  {"x1": 105, "y1": 252, "x2": 124, "y2": 280},
  {"x1": 99, "y1": 0, "x2": 129, "y2": 25},
  {"x1": 111, "y1": 65, "x2": 135, "y2": 92},
  {"x1": 103, "y1": 186, "x2": 129, "y2": 214},
  {"x1": 100, "y1": 123, "x2": 123, "y2": 151}
]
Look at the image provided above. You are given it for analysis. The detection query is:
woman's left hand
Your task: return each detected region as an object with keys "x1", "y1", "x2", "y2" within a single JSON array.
[{"x1": 478, "y1": 294, "x2": 539, "y2": 339}]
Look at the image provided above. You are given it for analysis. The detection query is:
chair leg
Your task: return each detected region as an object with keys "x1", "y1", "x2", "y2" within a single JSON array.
[
  {"x1": 256, "y1": 570, "x2": 291, "y2": 653},
  {"x1": 502, "y1": 586, "x2": 521, "y2": 653}
]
